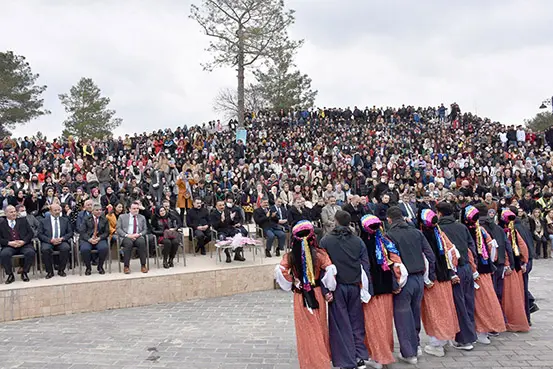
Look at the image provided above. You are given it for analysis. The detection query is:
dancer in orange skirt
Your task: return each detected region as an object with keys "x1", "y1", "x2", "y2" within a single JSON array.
[
  {"x1": 462, "y1": 205, "x2": 506, "y2": 344},
  {"x1": 418, "y1": 209, "x2": 460, "y2": 357},
  {"x1": 360, "y1": 215, "x2": 407, "y2": 368},
  {"x1": 274, "y1": 221, "x2": 337, "y2": 369},
  {"x1": 499, "y1": 209, "x2": 530, "y2": 333}
]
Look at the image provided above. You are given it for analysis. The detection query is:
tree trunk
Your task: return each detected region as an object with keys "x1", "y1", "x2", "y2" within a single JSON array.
[{"x1": 237, "y1": 25, "x2": 245, "y2": 128}]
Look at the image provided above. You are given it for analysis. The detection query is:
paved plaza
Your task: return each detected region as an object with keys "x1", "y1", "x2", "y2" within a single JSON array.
[{"x1": 1, "y1": 260, "x2": 553, "y2": 369}]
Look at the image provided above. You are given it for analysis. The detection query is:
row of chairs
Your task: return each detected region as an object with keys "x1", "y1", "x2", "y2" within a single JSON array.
[
  {"x1": 186, "y1": 225, "x2": 292, "y2": 263},
  {"x1": 0, "y1": 230, "x2": 189, "y2": 281}
]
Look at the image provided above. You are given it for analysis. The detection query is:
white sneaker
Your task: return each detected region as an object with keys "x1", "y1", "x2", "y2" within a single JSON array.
[
  {"x1": 417, "y1": 346, "x2": 423, "y2": 357},
  {"x1": 398, "y1": 354, "x2": 418, "y2": 365},
  {"x1": 424, "y1": 344, "x2": 445, "y2": 357},
  {"x1": 477, "y1": 333, "x2": 491, "y2": 345},
  {"x1": 366, "y1": 359, "x2": 383, "y2": 369},
  {"x1": 450, "y1": 341, "x2": 474, "y2": 351}
]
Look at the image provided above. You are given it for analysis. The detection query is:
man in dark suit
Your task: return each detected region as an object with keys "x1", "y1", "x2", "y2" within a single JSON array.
[
  {"x1": 0, "y1": 205, "x2": 36, "y2": 283},
  {"x1": 253, "y1": 197, "x2": 286, "y2": 257},
  {"x1": 398, "y1": 193, "x2": 418, "y2": 226},
  {"x1": 38, "y1": 203, "x2": 73, "y2": 278},
  {"x1": 79, "y1": 203, "x2": 110, "y2": 275},
  {"x1": 210, "y1": 199, "x2": 246, "y2": 263},
  {"x1": 270, "y1": 197, "x2": 289, "y2": 231},
  {"x1": 186, "y1": 198, "x2": 211, "y2": 255}
]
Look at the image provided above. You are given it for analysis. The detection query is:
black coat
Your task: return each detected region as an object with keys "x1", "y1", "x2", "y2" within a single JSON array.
[
  {"x1": 186, "y1": 207, "x2": 210, "y2": 230},
  {"x1": 437, "y1": 215, "x2": 476, "y2": 266},
  {"x1": 38, "y1": 215, "x2": 73, "y2": 244},
  {"x1": 0, "y1": 217, "x2": 34, "y2": 247},
  {"x1": 253, "y1": 207, "x2": 279, "y2": 230},
  {"x1": 79, "y1": 215, "x2": 110, "y2": 242}
]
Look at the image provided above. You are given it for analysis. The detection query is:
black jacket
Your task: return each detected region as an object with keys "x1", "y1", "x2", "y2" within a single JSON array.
[
  {"x1": 320, "y1": 226, "x2": 371, "y2": 287},
  {"x1": 287, "y1": 206, "x2": 312, "y2": 227},
  {"x1": 38, "y1": 215, "x2": 73, "y2": 244},
  {"x1": 438, "y1": 215, "x2": 475, "y2": 266},
  {"x1": 0, "y1": 218, "x2": 34, "y2": 247},
  {"x1": 253, "y1": 207, "x2": 279, "y2": 230},
  {"x1": 79, "y1": 215, "x2": 110, "y2": 242},
  {"x1": 186, "y1": 207, "x2": 210, "y2": 230},
  {"x1": 386, "y1": 221, "x2": 436, "y2": 280},
  {"x1": 515, "y1": 220, "x2": 534, "y2": 261}
]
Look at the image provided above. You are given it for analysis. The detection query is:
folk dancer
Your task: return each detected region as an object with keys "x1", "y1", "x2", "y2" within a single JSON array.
[
  {"x1": 360, "y1": 214, "x2": 408, "y2": 368},
  {"x1": 274, "y1": 220, "x2": 336, "y2": 369},
  {"x1": 418, "y1": 209, "x2": 460, "y2": 357}
]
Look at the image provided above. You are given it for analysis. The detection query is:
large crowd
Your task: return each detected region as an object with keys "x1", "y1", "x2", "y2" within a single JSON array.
[
  {"x1": 0, "y1": 102, "x2": 548, "y2": 367},
  {"x1": 1, "y1": 102, "x2": 553, "y2": 275}
]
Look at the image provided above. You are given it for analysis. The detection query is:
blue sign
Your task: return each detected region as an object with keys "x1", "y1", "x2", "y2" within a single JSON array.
[{"x1": 236, "y1": 129, "x2": 247, "y2": 146}]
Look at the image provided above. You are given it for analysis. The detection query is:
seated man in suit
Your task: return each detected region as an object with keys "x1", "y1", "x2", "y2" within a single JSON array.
[
  {"x1": 116, "y1": 201, "x2": 149, "y2": 274},
  {"x1": 38, "y1": 203, "x2": 73, "y2": 278},
  {"x1": 0, "y1": 205, "x2": 36, "y2": 283},
  {"x1": 186, "y1": 198, "x2": 211, "y2": 255},
  {"x1": 210, "y1": 199, "x2": 246, "y2": 263},
  {"x1": 253, "y1": 197, "x2": 286, "y2": 257},
  {"x1": 270, "y1": 197, "x2": 289, "y2": 231},
  {"x1": 79, "y1": 203, "x2": 110, "y2": 275}
]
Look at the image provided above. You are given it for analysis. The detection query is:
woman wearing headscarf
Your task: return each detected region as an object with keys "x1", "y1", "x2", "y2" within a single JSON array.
[
  {"x1": 461, "y1": 205, "x2": 506, "y2": 343},
  {"x1": 417, "y1": 209, "x2": 460, "y2": 357},
  {"x1": 274, "y1": 220, "x2": 336, "y2": 369},
  {"x1": 152, "y1": 206, "x2": 181, "y2": 269},
  {"x1": 498, "y1": 209, "x2": 530, "y2": 332},
  {"x1": 360, "y1": 215, "x2": 407, "y2": 368}
]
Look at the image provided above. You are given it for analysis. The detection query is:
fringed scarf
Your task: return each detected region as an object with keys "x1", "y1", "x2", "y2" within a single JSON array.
[
  {"x1": 374, "y1": 227, "x2": 400, "y2": 271},
  {"x1": 292, "y1": 220, "x2": 319, "y2": 311}
]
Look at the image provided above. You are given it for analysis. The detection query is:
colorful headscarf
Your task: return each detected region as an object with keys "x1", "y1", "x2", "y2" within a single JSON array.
[
  {"x1": 419, "y1": 209, "x2": 453, "y2": 270},
  {"x1": 500, "y1": 209, "x2": 520, "y2": 257},
  {"x1": 463, "y1": 205, "x2": 489, "y2": 264},
  {"x1": 292, "y1": 221, "x2": 316, "y2": 291},
  {"x1": 361, "y1": 214, "x2": 400, "y2": 271}
]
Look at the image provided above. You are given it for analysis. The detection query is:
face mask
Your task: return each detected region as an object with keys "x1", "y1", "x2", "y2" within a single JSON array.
[
  {"x1": 226, "y1": 202, "x2": 233, "y2": 208},
  {"x1": 19, "y1": 211, "x2": 27, "y2": 217}
]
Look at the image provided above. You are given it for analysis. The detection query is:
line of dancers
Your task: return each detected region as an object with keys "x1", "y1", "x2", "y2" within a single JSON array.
[{"x1": 275, "y1": 202, "x2": 533, "y2": 369}]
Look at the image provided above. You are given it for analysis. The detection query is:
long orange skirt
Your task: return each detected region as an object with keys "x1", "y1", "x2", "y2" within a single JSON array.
[
  {"x1": 475, "y1": 273, "x2": 506, "y2": 333},
  {"x1": 363, "y1": 294, "x2": 395, "y2": 365},
  {"x1": 421, "y1": 281, "x2": 459, "y2": 340},
  {"x1": 293, "y1": 287, "x2": 332, "y2": 369},
  {"x1": 502, "y1": 271, "x2": 530, "y2": 332}
]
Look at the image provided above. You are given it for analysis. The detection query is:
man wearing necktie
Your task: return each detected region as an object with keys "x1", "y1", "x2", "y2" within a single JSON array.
[
  {"x1": 116, "y1": 201, "x2": 149, "y2": 274},
  {"x1": 38, "y1": 204, "x2": 72, "y2": 278},
  {"x1": 78, "y1": 204, "x2": 109, "y2": 275},
  {"x1": 0, "y1": 205, "x2": 36, "y2": 284}
]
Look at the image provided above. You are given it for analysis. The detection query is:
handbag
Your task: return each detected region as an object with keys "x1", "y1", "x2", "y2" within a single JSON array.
[{"x1": 163, "y1": 229, "x2": 179, "y2": 240}]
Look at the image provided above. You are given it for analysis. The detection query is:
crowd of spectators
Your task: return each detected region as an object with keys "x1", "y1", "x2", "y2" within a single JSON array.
[{"x1": 1, "y1": 101, "x2": 553, "y2": 282}]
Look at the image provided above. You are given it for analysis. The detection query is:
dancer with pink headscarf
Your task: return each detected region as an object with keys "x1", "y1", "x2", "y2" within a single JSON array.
[{"x1": 360, "y1": 214, "x2": 408, "y2": 368}]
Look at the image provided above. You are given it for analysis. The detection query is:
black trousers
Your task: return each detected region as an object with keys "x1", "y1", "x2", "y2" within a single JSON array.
[
  {"x1": 121, "y1": 236, "x2": 147, "y2": 267},
  {"x1": 41, "y1": 241, "x2": 71, "y2": 274},
  {"x1": 162, "y1": 238, "x2": 179, "y2": 258},
  {"x1": 194, "y1": 229, "x2": 212, "y2": 250},
  {"x1": 0, "y1": 245, "x2": 36, "y2": 274}
]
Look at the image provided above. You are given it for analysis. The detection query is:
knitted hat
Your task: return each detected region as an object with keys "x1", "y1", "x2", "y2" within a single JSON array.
[
  {"x1": 464, "y1": 205, "x2": 480, "y2": 224},
  {"x1": 292, "y1": 220, "x2": 314, "y2": 239},
  {"x1": 420, "y1": 209, "x2": 438, "y2": 228},
  {"x1": 361, "y1": 214, "x2": 381, "y2": 234}
]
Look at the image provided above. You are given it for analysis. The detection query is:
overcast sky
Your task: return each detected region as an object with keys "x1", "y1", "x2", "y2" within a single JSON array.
[{"x1": 1, "y1": 0, "x2": 552, "y2": 139}]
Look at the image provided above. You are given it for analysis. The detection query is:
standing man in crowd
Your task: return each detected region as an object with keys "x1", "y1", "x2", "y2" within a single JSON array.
[
  {"x1": 320, "y1": 210, "x2": 371, "y2": 369},
  {"x1": 38, "y1": 203, "x2": 72, "y2": 278},
  {"x1": 385, "y1": 206, "x2": 435, "y2": 365},
  {"x1": 116, "y1": 201, "x2": 149, "y2": 274}
]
